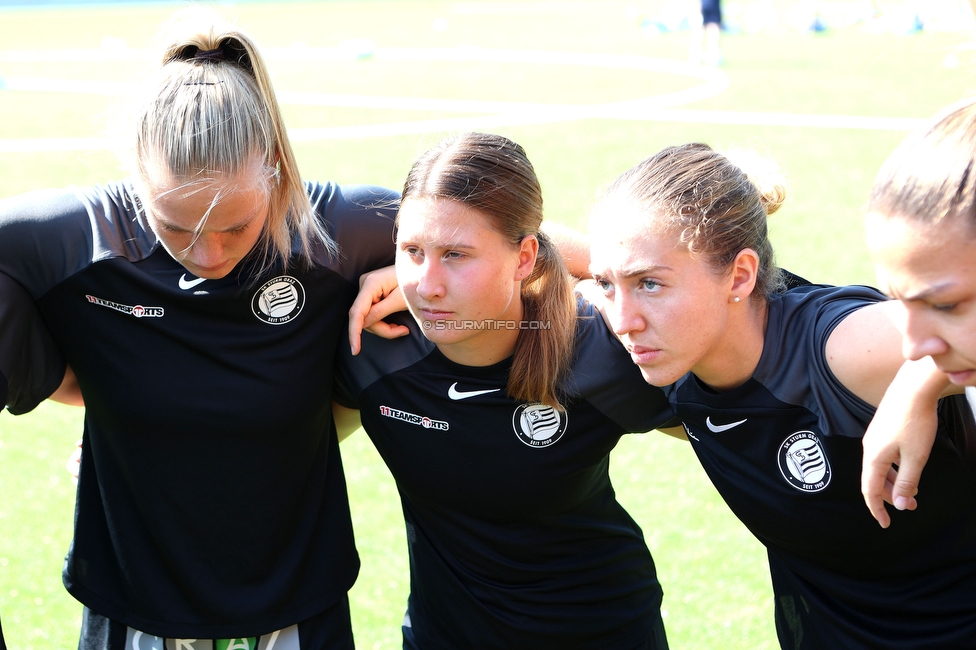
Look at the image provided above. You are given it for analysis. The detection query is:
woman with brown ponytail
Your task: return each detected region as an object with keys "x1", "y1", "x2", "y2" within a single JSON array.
[
  {"x1": 587, "y1": 142, "x2": 976, "y2": 649},
  {"x1": 0, "y1": 8, "x2": 398, "y2": 648},
  {"x1": 335, "y1": 132, "x2": 677, "y2": 649}
]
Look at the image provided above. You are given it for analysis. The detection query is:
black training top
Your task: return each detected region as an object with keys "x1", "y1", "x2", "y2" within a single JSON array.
[
  {"x1": 670, "y1": 284, "x2": 976, "y2": 649},
  {"x1": 0, "y1": 180, "x2": 397, "y2": 638},
  {"x1": 0, "y1": 271, "x2": 65, "y2": 414},
  {"x1": 336, "y1": 301, "x2": 676, "y2": 649}
]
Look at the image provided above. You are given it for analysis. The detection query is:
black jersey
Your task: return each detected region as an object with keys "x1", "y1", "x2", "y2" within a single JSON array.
[
  {"x1": 0, "y1": 271, "x2": 64, "y2": 414},
  {"x1": 0, "y1": 180, "x2": 397, "y2": 638},
  {"x1": 336, "y1": 301, "x2": 675, "y2": 649},
  {"x1": 669, "y1": 284, "x2": 976, "y2": 649}
]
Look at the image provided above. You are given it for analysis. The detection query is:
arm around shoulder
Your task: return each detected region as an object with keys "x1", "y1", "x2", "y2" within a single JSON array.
[{"x1": 861, "y1": 356, "x2": 956, "y2": 528}]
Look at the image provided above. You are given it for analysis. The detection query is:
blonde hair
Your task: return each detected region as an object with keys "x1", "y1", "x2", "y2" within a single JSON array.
[
  {"x1": 596, "y1": 143, "x2": 787, "y2": 300},
  {"x1": 127, "y1": 10, "x2": 333, "y2": 275},
  {"x1": 401, "y1": 133, "x2": 577, "y2": 409},
  {"x1": 868, "y1": 97, "x2": 976, "y2": 234}
]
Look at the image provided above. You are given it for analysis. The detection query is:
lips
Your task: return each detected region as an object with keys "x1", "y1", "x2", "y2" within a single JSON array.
[
  {"x1": 627, "y1": 344, "x2": 661, "y2": 365},
  {"x1": 943, "y1": 368, "x2": 976, "y2": 385},
  {"x1": 420, "y1": 308, "x2": 454, "y2": 321}
]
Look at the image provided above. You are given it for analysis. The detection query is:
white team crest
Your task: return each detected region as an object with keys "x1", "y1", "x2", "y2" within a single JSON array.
[
  {"x1": 251, "y1": 276, "x2": 305, "y2": 325},
  {"x1": 777, "y1": 431, "x2": 831, "y2": 492},
  {"x1": 512, "y1": 404, "x2": 568, "y2": 448}
]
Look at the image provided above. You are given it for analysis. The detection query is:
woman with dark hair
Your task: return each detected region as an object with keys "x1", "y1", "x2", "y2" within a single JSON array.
[
  {"x1": 859, "y1": 97, "x2": 976, "y2": 525},
  {"x1": 338, "y1": 132, "x2": 676, "y2": 649}
]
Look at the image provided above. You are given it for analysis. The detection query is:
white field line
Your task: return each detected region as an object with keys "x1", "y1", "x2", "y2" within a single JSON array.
[{"x1": 0, "y1": 46, "x2": 925, "y2": 153}]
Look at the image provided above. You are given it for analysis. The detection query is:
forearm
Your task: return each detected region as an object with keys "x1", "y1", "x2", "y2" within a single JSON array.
[
  {"x1": 542, "y1": 222, "x2": 590, "y2": 279},
  {"x1": 333, "y1": 402, "x2": 362, "y2": 442}
]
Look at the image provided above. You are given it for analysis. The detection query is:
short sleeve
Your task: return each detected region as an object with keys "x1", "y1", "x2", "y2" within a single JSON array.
[
  {"x1": 0, "y1": 272, "x2": 66, "y2": 415},
  {"x1": 307, "y1": 182, "x2": 398, "y2": 282}
]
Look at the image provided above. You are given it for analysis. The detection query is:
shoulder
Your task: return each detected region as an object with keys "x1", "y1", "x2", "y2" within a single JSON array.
[
  {"x1": 335, "y1": 312, "x2": 434, "y2": 400},
  {"x1": 758, "y1": 284, "x2": 889, "y2": 424},
  {"x1": 774, "y1": 283, "x2": 886, "y2": 308},
  {"x1": 304, "y1": 181, "x2": 399, "y2": 279},
  {"x1": 305, "y1": 181, "x2": 399, "y2": 223},
  {"x1": 0, "y1": 181, "x2": 153, "y2": 295},
  {"x1": 769, "y1": 284, "x2": 886, "y2": 341}
]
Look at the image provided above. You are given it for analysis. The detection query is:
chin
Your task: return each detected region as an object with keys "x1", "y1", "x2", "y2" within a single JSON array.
[{"x1": 638, "y1": 365, "x2": 678, "y2": 387}]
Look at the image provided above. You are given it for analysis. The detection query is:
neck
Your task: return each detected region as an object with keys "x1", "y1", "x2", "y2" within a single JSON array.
[{"x1": 693, "y1": 300, "x2": 768, "y2": 391}]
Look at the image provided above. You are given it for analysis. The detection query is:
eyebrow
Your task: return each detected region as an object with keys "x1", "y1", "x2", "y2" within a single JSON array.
[
  {"x1": 591, "y1": 264, "x2": 672, "y2": 278},
  {"x1": 397, "y1": 237, "x2": 476, "y2": 249},
  {"x1": 896, "y1": 282, "x2": 957, "y2": 302},
  {"x1": 154, "y1": 211, "x2": 258, "y2": 234}
]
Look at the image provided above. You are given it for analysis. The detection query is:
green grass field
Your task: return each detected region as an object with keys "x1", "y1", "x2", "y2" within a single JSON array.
[{"x1": 0, "y1": 1, "x2": 974, "y2": 647}]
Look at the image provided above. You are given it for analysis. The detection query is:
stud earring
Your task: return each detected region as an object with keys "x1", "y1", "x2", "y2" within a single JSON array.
[{"x1": 732, "y1": 296, "x2": 740, "y2": 303}]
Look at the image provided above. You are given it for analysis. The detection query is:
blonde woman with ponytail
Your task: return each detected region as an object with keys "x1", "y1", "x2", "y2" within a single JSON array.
[
  {"x1": 588, "y1": 143, "x2": 976, "y2": 648},
  {"x1": 336, "y1": 132, "x2": 676, "y2": 649},
  {"x1": 0, "y1": 9, "x2": 398, "y2": 648}
]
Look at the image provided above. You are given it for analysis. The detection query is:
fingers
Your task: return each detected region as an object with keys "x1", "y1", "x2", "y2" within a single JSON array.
[
  {"x1": 861, "y1": 451, "x2": 893, "y2": 529},
  {"x1": 861, "y1": 442, "x2": 927, "y2": 528},
  {"x1": 889, "y1": 459, "x2": 924, "y2": 513},
  {"x1": 349, "y1": 266, "x2": 401, "y2": 354},
  {"x1": 362, "y1": 291, "x2": 407, "y2": 330},
  {"x1": 348, "y1": 290, "x2": 374, "y2": 355},
  {"x1": 364, "y1": 321, "x2": 411, "y2": 340}
]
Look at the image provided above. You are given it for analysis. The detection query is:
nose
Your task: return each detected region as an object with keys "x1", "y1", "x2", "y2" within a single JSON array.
[
  {"x1": 415, "y1": 258, "x2": 445, "y2": 301},
  {"x1": 608, "y1": 290, "x2": 644, "y2": 338},
  {"x1": 901, "y1": 311, "x2": 948, "y2": 361},
  {"x1": 188, "y1": 233, "x2": 226, "y2": 270}
]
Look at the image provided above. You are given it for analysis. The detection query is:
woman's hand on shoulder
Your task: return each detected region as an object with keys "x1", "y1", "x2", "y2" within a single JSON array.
[
  {"x1": 348, "y1": 265, "x2": 410, "y2": 355},
  {"x1": 861, "y1": 356, "x2": 955, "y2": 528}
]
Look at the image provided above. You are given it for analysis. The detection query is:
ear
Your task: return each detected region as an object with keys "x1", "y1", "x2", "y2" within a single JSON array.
[
  {"x1": 514, "y1": 235, "x2": 539, "y2": 281},
  {"x1": 730, "y1": 248, "x2": 760, "y2": 300}
]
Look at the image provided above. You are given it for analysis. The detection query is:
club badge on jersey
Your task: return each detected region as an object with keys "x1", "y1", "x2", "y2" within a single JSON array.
[
  {"x1": 777, "y1": 431, "x2": 831, "y2": 492},
  {"x1": 512, "y1": 404, "x2": 568, "y2": 448},
  {"x1": 251, "y1": 276, "x2": 305, "y2": 325}
]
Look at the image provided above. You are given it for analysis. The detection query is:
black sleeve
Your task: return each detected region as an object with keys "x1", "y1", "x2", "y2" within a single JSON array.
[
  {"x1": 308, "y1": 182, "x2": 398, "y2": 282},
  {"x1": 0, "y1": 272, "x2": 66, "y2": 415}
]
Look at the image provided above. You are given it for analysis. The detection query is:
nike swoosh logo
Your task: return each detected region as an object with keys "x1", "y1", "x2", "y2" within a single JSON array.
[
  {"x1": 706, "y1": 416, "x2": 748, "y2": 433},
  {"x1": 178, "y1": 274, "x2": 207, "y2": 290},
  {"x1": 448, "y1": 382, "x2": 501, "y2": 401}
]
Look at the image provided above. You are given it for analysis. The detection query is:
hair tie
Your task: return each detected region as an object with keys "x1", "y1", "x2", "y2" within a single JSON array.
[{"x1": 193, "y1": 47, "x2": 225, "y2": 62}]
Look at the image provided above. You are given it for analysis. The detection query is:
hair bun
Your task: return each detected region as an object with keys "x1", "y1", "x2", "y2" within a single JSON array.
[{"x1": 723, "y1": 148, "x2": 788, "y2": 216}]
